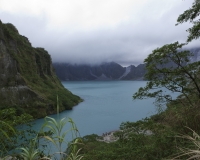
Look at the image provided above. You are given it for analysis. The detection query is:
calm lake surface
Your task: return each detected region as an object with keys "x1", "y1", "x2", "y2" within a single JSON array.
[{"x1": 32, "y1": 81, "x2": 156, "y2": 137}]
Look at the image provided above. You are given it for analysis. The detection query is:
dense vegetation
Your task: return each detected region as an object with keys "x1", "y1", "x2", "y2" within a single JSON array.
[
  {"x1": 0, "y1": 21, "x2": 82, "y2": 118},
  {"x1": 1, "y1": 0, "x2": 200, "y2": 159}
]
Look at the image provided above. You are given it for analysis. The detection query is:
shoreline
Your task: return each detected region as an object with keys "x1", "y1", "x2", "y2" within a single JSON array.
[
  {"x1": 97, "y1": 130, "x2": 121, "y2": 143},
  {"x1": 97, "y1": 128, "x2": 153, "y2": 143}
]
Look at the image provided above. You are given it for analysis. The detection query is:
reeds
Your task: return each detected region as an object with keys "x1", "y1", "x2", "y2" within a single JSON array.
[
  {"x1": 19, "y1": 95, "x2": 83, "y2": 160},
  {"x1": 171, "y1": 127, "x2": 200, "y2": 160}
]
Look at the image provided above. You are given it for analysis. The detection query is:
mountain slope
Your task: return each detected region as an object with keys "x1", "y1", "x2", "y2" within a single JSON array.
[
  {"x1": 53, "y1": 62, "x2": 146, "y2": 81},
  {"x1": 189, "y1": 48, "x2": 200, "y2": 62},
  {"x1": 0, "y1": 21, "x2": 81, "y2": 118},
  {"x1": 121, "y1": 64, "x2": 146, "y2": 80}
]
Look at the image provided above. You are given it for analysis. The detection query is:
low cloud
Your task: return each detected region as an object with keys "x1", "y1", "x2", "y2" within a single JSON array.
[{"x1": 0, "y1": 0, "x2": 198, "y2": 66}]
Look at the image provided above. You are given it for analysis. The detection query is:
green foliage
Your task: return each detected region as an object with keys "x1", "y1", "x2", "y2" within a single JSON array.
[
  {"x1": 0, "y1": 95, "x2": 83, "y2": 159},
  {"x1": 66, "y1": 139, "x2": 84, "y2": 160},
  {"x1": 0, "y1": 120, "x2": 16, "y2": 156},
  {"x1": 18, "y1": 96, "x2": 83, "y2": 160},
  {"x1": 0, "y1": 108, "x2": 34, "y2": 157},
  {"x1": 133, "y1": 42, "x2": 200, "y2": 109},
  {"x1": 176, "y1": 0, "x2": 200, "y2": 42},
  {"x1": 20, "y1": 139, "x2": 41, "y2": 160},
  {"x1": 67, "y1": 148, "x2": 83, "y2": 160},
  {"x1": 18, "y1": 116, "x2": 83, "y2": 160},
  {"x1": 80, "y1": 118, "x2": 179, "y2": 160}
]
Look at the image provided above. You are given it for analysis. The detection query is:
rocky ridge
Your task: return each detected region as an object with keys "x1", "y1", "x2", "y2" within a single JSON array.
[
  {"x1": 53, "y1": 62, "x2": 146, "y2": 81},
  {"x1": 53, "y1": 47, "x2": 200, "y2": 81}
]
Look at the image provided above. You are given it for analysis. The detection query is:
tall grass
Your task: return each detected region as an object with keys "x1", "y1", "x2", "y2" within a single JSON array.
[
  {"x1": 0, "y1": 120, "x2": 16, "y2": 157},
  {"x1": 20, "y1": 139, "x2": 40, "y2": 160},
  {"x1": 171, "y1": 127, "x2": 200, "y2": 160},
  {"x1": 19, "y1": 96, "x2": 83, "y2": 160}
]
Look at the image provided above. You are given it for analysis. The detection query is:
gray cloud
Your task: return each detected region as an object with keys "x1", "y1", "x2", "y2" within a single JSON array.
[{"x1": 0, "y1": 0, "x2": 198, "y2": 66}]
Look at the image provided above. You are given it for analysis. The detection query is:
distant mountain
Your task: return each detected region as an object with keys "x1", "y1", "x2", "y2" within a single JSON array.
[
  {"x1": 53, "y1": 62, "x2": 146, "y2": 81},
  {"x1": 53, "y1": 48, "x2": 200, "y2": 81},
  {"x1": 189, "y1": 48, "x2": 200, "y2": 63},
  {"x1": 120, "y1": 64, "x2": 146, "y2": 80}
]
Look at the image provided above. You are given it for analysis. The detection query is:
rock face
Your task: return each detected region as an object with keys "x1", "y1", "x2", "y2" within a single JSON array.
[
  {"x1": 0, "y1": 21, "x2": 81, "y2": 118},
  {"x1": 53, "y1": 62, "x2": 146, "y2": 81},
  {"x1": 120, "y1": 64, "x2": 146, "y2": 80},
  {"x1": 189, "y1": 48, "x2": 200, "y2": 63}
]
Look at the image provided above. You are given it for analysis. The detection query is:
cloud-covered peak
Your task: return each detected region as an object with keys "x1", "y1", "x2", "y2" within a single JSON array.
[{"x1": 0, "y1": 0, "x2": 197, "y2": 66}]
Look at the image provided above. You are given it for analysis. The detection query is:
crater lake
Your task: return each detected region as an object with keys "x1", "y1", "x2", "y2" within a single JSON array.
[{"x1": 31, "y1": 81, "x2": 156, "y2": 137}]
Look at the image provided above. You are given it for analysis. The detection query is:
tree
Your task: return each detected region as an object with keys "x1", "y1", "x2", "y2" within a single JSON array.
[
  {"x1": 133, "y1": 0, "x2": 200, "y2": 109},
  {"x1": 133, "y1": 42, "x2": 200, "y2": 108},
  {"x1": 176, "y1": 0, "x2": 200, "y2": 42}
]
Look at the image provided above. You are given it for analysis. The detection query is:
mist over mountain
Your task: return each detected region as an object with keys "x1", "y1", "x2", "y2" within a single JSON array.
[
  {"x1": 53, "y1": 62, "x2": 146, "y2": 81},
  {"x1": 189, "y1": 48, "x2": 200, "y2": 63},
  {"x1": 53, "y1": 47, "x2": 200, "y2": 81}
]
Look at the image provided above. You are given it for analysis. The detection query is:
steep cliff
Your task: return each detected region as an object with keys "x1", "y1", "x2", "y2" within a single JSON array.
[
  {"x1": 120, "y1": 64, "x2": 146, "y2": 80},
  {"x1": 0, "y1": 21, "x2": 81, "y2": 118}
]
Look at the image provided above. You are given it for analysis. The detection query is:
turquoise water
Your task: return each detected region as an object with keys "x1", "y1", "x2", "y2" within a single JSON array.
[
  {"x1": 31, "y1": 81, "x2": 156, "y2": 137},
  {"x1": 23, "y1": 81, "x2": 157, "y2": 157},
  {"x1": 62, "y1": 81, "x2": 157, "y2": 136}
]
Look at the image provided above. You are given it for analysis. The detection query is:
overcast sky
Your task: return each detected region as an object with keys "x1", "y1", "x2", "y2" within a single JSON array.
[{"x1": 0, "y1": 0, "x2": 199, "y2": 66}]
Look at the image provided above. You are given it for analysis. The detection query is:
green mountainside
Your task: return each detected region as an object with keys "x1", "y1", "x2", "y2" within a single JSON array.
[{"x1": 0, "y1": 21, "x2": 81, "y2": 118}]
